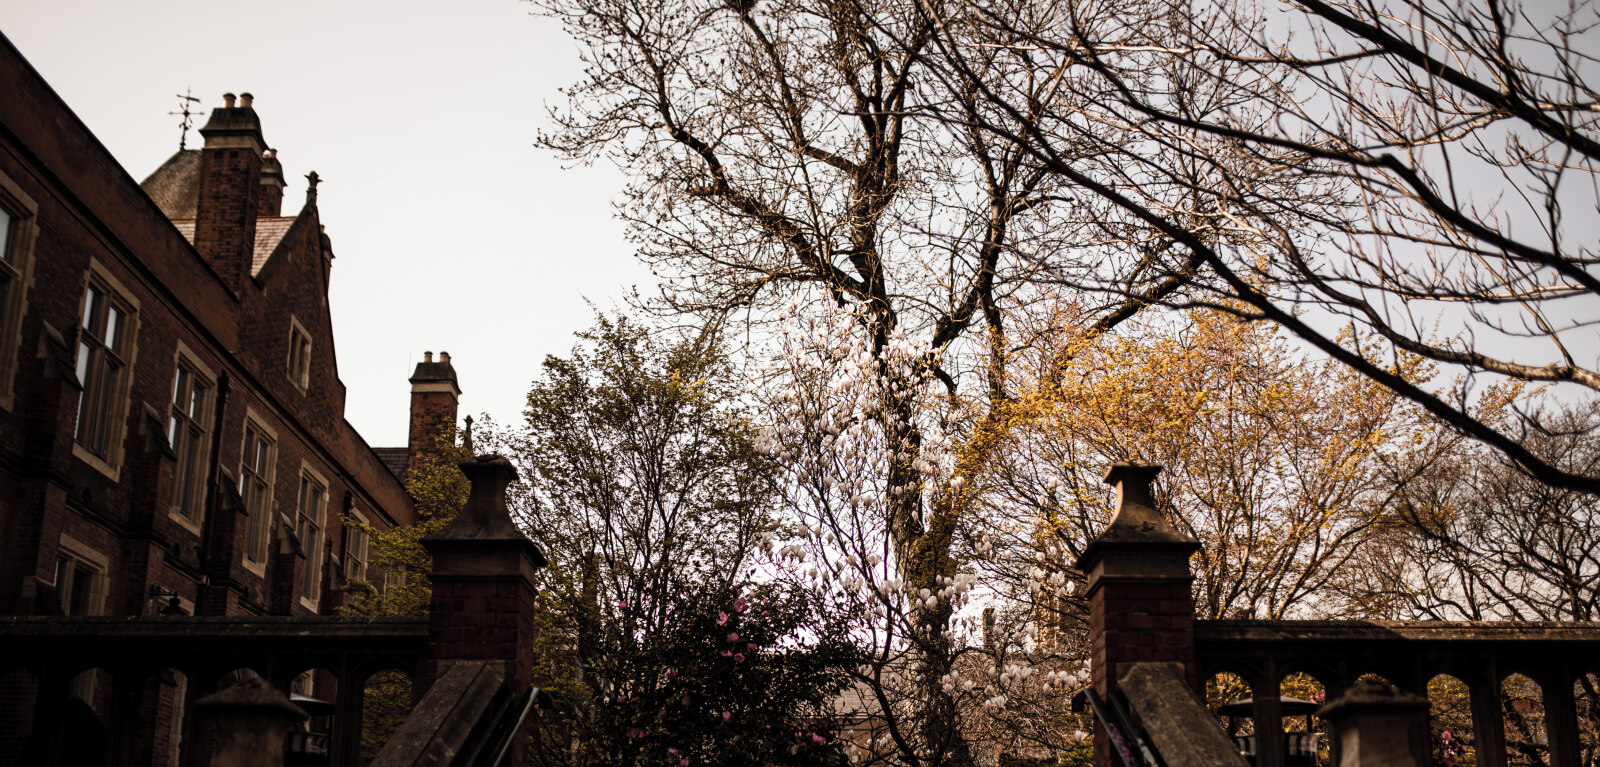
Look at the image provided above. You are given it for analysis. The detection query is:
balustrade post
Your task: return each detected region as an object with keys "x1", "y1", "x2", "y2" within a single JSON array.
[
  {"x1": 1468, "y1": 671, "x2": 1508, "y2": 767},
  {"x1": 1251, "y1": 661, "x2": 1285, "y2": 767},
  {"x1": 1074, "y1": 464, "x2": 1202, "y2": 767},
  {"x1": 421, "y1": 454, "x2": 546, "y2": 765},
  {"x1": 1541, "y1": 669, "x2": 1581, "y2": 767}
]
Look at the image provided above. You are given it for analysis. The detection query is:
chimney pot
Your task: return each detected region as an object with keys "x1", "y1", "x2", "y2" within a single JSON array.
[
  {"x1": 223, "y1": 92, "x2": 236, "y2": 108},
  {"x1": 440, "y1": 352, "x2": 451, "y2": 364},
  {"x1": 239, "y1": 92, "x2": 254, "y2": 108},
  {"x1": 424, "y1": 351, "x2": 433, "y2": 363}
]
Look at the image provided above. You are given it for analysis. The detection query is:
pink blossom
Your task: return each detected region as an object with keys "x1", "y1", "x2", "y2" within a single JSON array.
[
  {"x1": 811, "y1": 734, "x2": 826, "y2": 745},
  {"x1": 734, "y1": 653, "x2": 746, "y2": 663},
  {"x1": 748, "y1": 643, "x2": 757, "y2": 650},
  {"x1": 668, "y1": 748, "x2": 680, "y2": 756},
  {"x1": 733, "y1": 597, "x2": 749, "y2": 612},
  {"x1": 618, "y1": 600, "x2": 629, "y2": 609},
  {"x1": 1441, "y1": 731, "x2": 1451, "y2": 741},
  {"x1": 721, "y1": 650, "x2": 733, "y2": 657},
  {"x1": 717, "y1": 612, "x2": 730, "y2": 626},
  {"x1": 722, "y1": 710, "x2": 732, "y2": 721},
  {"x1": 680, "y1": 760, "x2": 690, "y2": 767},
  {"x1": 665, "y1": 669, "x2": 676, "y2": 678},
  {"x1": 728, "y1": 632, "x2": 739, "y2": 642}
]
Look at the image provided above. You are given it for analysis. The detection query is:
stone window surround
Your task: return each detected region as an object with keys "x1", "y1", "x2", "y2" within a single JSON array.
[
  {"x1": 286, "y1": 315, "x2": 311, "y2": 393},
  {"x1": 344, "y1": 506, "x2": 369, "y2": 587},
  {"x1": 71, "y1": 258, "x2": 141, "y2": 482},
  {"x1": 295, "y1": 460, "x2": 329, "y2": 612},
  {"x1": 239, "y1": 409, "x2": 277, "y2": 578},
  {"x1": 0, "y1": 168, "x2": 38, "y2": 412},
  {"x1": 167, "y1": 342, "x2": 216, "y2": 536}
]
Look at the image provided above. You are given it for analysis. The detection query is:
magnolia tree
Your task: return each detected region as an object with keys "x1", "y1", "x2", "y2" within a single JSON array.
[
  {"x1": 747, "y1": 302, "x2": 1096, "y2": 766},
  {"x1": 531, "y1": 0, "x2": 1193, "y2": 760}
]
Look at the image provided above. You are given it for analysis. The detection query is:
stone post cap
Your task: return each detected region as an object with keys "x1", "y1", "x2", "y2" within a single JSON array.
[
  {"x1": 1316, "y1": 677, "x2": 1428, "y2": 720},
  {"x1": 1075, "y1": 463, "x2": 1199, "y2": 575},
  {"x1": 195, "y1": 670, "x2": 307, "y2": 722},
  {"x1": 424, "y1": 454, "x2": 547, "y2": 568}
]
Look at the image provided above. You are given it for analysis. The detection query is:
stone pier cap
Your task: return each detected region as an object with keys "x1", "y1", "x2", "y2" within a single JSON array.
[
  {"x1": 1075, "y1": 463, "x2": 1200, "y2": 588},
  {"x1": 423, "y1": 454, "x2": 546, "y2": 581}
]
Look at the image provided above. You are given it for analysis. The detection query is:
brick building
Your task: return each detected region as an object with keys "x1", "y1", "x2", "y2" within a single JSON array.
[{"x1": 0, "y1": 32, "x2": 460, "y2": 763}]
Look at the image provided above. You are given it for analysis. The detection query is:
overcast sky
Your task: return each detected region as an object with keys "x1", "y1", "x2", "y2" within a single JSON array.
[{"x1": 0, "y1": 0, "x2": 651, "y2": 447}]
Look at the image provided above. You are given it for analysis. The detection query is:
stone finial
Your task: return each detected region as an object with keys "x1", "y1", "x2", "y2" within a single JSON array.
[
  {"x1": 1075, "y1": 462, "x2": 1198, "y2": 573},
  {"x1": 428, "y1": 455, "x2": 532, "y2": 545},
  {"x1": 1104, "y1": 463, "x2": 1165, "y2": 533},
  {"x1": 305, "y1": 171, "x2": 320, "y2": 204}
]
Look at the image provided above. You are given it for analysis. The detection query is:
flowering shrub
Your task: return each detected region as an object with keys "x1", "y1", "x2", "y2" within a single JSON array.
[{"x1": 569, "y1": 584, "x2": 861, "y2": 767}]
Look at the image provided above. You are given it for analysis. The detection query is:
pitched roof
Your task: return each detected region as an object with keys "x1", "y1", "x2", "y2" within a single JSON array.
[
  {"x1": 167, "y1": 217, "x2": 296, "y2": 276},
  {"x1": 372, "y1": 448, "x2": 409, "y2": 483},
  {"x1": 140, "y1": 150, "x2": 202, "y2": 219}
]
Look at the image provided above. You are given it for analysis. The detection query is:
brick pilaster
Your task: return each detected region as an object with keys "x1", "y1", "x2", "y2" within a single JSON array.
[
  {"x1": 1075, "y1": 464, "x2": 1202, "y2": 767},
  {"x1": 422, "y1": 454, "x2": 545, "y2": 763}
]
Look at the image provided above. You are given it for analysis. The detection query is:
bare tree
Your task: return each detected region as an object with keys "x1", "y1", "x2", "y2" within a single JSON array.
[
  {"x1": 1365, "y1": 402, "x2": 1600, "y2": 622},
  {"x1": 533, "y1": 1, "x2": 1123, "y2": 763},
  {"x1": 914, "y1": 0, "x2": 1600, "y2": 494}
]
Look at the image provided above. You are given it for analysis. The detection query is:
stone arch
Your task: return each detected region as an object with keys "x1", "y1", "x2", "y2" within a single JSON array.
[
  {"x1": 357, "y1": 666, "x2": 416, "y2": 763},
  {"x1": 1278, "y1": 671, "x2": 1331, "y2": 767},
  {"x1": 1500, "y1": 672, "x2": 1549, "y2": 766},
  {"x1": 1206, "y1": 670, "x2": 1255, "y2": 737},
  {"x1": 1426, "y1": 672, "x2": 1474, "y2": 767},
  {"x1": 1576, "y1": 672, "x2": 1599, "y2": 763}
]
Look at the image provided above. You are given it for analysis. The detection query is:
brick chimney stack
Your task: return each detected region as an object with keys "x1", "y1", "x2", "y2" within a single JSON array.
[
  {"x1": 408, "y1": 351, "x2": 461, "y2": 478},
  {"x1": 194, "y1": 91, "x2": 266, "y2": 295},
  {"x1": 258, "y1": 148, "x2": 284, "y2": 217}
]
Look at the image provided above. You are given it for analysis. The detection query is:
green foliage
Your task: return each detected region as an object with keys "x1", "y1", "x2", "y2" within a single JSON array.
[
  {"x1": 340, "y1": 433, "x2": 472, "y2": 617},
  {"x1": 517, "y1": 315, "x2": 777, "y2": 626}
]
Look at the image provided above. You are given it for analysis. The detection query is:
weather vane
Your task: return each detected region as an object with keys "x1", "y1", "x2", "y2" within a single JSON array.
[{"x1": 170, "y1": 88, "x2": 202, "y2": 150}]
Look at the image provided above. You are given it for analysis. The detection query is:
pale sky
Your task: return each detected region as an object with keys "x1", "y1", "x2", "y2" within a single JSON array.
[{"x1": 0, "y1": 0, "x2": 652, "y2": 448}]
